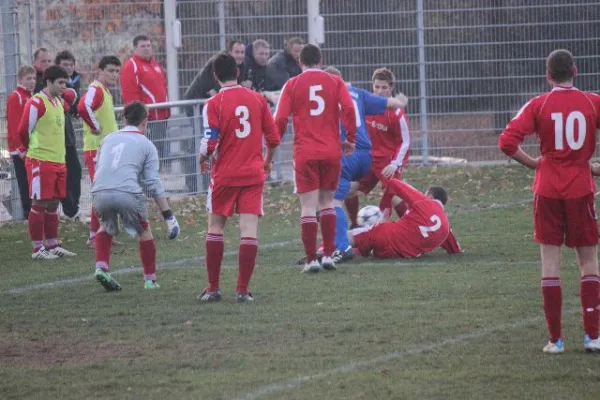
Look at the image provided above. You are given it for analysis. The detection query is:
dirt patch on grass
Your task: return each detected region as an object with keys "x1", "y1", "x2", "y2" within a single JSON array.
[{"x1": 0, "y1": 337, "x2": 147, "y2": 368}]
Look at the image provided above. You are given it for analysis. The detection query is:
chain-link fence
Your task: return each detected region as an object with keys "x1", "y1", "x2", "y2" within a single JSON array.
[{"x1": 2, "y1": 0, "x2": 600, "y2": 222}]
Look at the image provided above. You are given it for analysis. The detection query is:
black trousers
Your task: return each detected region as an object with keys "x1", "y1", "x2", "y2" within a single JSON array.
[
  {"x1": 11, "y1": 155, "x2": 31, "y2": 219},
  {"x1": 60, "y1": 146, "x2": 82, "y2": 218}
]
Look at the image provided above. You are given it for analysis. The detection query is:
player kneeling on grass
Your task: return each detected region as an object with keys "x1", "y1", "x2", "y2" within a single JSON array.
[
  {"x1": 198, "y1": 53, "x2": 280, "y2": 303},
  {"x1": 347, "y1": 179, "x2": 460, "y2": 259},
  {"x1": 499, "y1": 49, "x2": 600, "y2": 354},
  {"x1": 91, "y1": 101, "x2": 180, "y2": 291}
]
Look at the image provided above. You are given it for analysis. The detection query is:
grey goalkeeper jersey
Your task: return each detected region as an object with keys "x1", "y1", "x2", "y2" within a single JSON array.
[{"x1": 91, "y1": 126, "x2": 165, "y2": 198}]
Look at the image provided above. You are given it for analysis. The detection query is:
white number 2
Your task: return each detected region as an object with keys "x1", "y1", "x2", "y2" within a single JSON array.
[
  {"x1": 419, "y1": 214, "x2": 441, "y2": 238},
  {"x1": 309, "y1": 85, "x2": 325, "y2": 116},
  {"x1": 110, "y1": 142, "x2": 125, "y2": 169},
  {"x1": 235, "y1": 105, "x2": 251, "y2": 138},
  {"x1": 551, "y1": 111, "x2": 586, "y2": 151}
]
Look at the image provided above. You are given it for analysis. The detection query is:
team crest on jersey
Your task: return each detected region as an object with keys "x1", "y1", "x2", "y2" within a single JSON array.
[
  {"x1": 370, "y1": 120, "x2": 388, "y2": 131},
  {"x1": 55, "y1": 116, "x2": 63, "y2": 127},
  {"x1": 154, "y1": 66, "x2": 161, "y2": 73}
]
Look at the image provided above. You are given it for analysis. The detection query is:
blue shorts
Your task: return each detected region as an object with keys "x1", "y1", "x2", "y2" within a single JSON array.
[{"x1": 334, "y1": 149, "x2": 372, "y2": 200}]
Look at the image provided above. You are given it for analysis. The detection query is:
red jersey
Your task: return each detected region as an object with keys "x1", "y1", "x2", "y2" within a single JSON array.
[
  {"x1": 201, "y1": 85, "x2": 280, "y2": 187},
  {"x1": 385, "y1": 180, "x2": 454, "y2": 258},
  {"x1": 274, "y1": 68, "x2": 356, "y2": 160},
  {"x1": 499, "y1": 86, "x2": 600, "y2": 199},
  {"x1": 6, "y1": 85, "x2": 31, "y2": 154},
  {"x1": 366, "y1": 108, "x2": 410, "y2": 167},
  {"x1": 120, "y1": 55, "x2": 170, "y2": 121}
]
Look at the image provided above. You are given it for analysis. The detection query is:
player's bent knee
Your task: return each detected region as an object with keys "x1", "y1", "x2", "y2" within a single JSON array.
[{"x1": 139, "y1": 228, "x2": 154, "y2": 241}]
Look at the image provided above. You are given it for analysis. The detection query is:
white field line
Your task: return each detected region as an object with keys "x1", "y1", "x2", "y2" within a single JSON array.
[
  {"x1": 232, "y1": 309, "x2": 578, "y2": 400},
  {"x1": 5, "y1": 198, "x2": 534, "y2": 295}
]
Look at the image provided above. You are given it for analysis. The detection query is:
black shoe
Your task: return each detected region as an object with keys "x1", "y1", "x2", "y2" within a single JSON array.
[
  {"x1": 332, "y1": 246, "x2": 355, "y2": 264},
  {"x1": 237, "y1": 292, "x2": 255, "y2": 303},
  {"x1": 198, "y1": 288, "x2": 222, "y2": 302}
]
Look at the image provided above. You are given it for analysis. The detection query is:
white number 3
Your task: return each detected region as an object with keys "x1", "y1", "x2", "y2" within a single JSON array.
[
  {"x1": 235, "y1": 105, "x2": 251, "y2": 138},
  {"x1": 419, "y1": 214, "x2": 441, "y2": 238}
]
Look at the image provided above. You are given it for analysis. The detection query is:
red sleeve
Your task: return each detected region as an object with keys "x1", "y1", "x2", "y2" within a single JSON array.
[
  {"x1": 77, "y1": 86, "x2": 104, "y2": 131},
  {"x1": 385, "y1": 179, "x2": 427, "y2": 208},
  {"x1": 6, "y1": 93, "x2": 22, "y2": 150},
  {"x1": 261, "y1": 96, "x2": 280, "y2": 148},
  {"x1": 62, "y1": 88, "x2": 77, "y2": 106},
  {"x1": 498, "y1": 98, "x2": 538, "y2": 157},
  {"x1": 338, "y1": 78, "x2": 357, "y2": 144},
  {"x1": 274, "y1": 80, "x2": 293, "y2": 138},
  {"x1": 18, "y1": 97, "x2": 46, "y2": 151},
  {"x1": 441, "y1": 229, "x2": 461, "y2": 254},
  {"x1": 120, "y1": 60, "x2": 142, "y2": 103}
]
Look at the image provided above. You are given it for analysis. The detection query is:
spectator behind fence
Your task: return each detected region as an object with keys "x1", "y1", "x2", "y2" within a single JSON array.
[
  {"x1": 266, "y1": 36, "x2": 304, "y2": 90},
  {"x1": 52, "y1": 50, "x2": 82, "y2": 220},
  {"x1": 6, "y1": 65, "x2": 36, "y2": 219},
  {"x1": 183, "y1": 40, "x2": 248, "y2": 106},
  {"x1": 244, "y1": 39, "x2": 277, "y2": 92},
  {"x1": 33, "y1": 48, "x2": 53, "y2": 93},
  {"x1": 55, "y1": 50, "x2": 81, "y2": 117},
  {"x1": 120, "y1": 34, "x2": 170, "y2": 162}
]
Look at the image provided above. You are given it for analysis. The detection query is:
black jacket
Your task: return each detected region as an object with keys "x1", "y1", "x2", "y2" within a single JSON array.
[
  {"x1": 266, "y1": 49, "x2": 302, "y2": 90},
  {"x1": 244, "y1": 43, "x2": 277, "y2": 92}
]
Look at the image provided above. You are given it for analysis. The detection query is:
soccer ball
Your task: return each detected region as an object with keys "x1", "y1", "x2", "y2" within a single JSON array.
[{"x1": 357, "y1": 205, "x2": 383, "y2": 227}]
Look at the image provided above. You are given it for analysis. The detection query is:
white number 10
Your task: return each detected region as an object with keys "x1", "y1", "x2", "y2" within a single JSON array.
[{"x1": 551, "y1": 111, "x2": 586, "y2": 151}]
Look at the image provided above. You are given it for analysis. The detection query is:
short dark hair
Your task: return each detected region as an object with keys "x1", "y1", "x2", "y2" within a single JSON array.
[
  {"x1": 300, "y1": 44, "x2": 321, "y2": 67},
  {"x1": 427, "y1": 186, "x2": 449, "y2": 205},
  {"x1": 323, "y1": 66, "x2": 342, "y2": 78},
  {"x1": 372, "y1": 68, "x2": 395, "y2": 86},
  {"x1": 213, "y1": 53, "x2": 238, "y2": 83},
  {"x1": 98, "y1": 55, "x2": 121, "y2": 70},
  {"x1": 33, "y1": 47, "x2": 50, "y2": 61},
  {"x1": 43, "y1": 65, "x2": 69, "y2": 84},
  {"x1": 285, "y1": 36, "x2": 304, "y2": 48},
  {"x1": 546, "y1": 49, "x2": 575, "y2": 83},
  {"x1": 54, "y1": 50, "x2": 75, "y2": 65},
  {"x1": 133, "y1": 35, "x2": 151, "y2": 47},
  {"x1": 226, "y1": 40, "x2": 244, "y2": 52},
  {"x1": 123, "y1": 101, "x2": 148, "y2": 126}
]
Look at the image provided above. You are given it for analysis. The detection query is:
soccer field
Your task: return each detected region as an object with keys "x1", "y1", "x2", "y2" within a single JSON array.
[{"x1": 1, "y1": 165, "x2": 599, "y2": 400}]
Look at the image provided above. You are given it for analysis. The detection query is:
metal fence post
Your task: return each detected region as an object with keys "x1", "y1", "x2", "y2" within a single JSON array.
[
  {"x1": 217, "y1": 0, "x2": 226, "y2": 50},
  {"x1": 24, "y1": 2, "x2": 33, "y2": 64},
  {"x1": 416, "y1": 0, "x2": 429, "y2": 166},
  {"x1": 2, "y1": 0, "x2": 18, "y2": 94},
  {"x1": 164, "y1": 0, "x2": 180, "y2": 106}
]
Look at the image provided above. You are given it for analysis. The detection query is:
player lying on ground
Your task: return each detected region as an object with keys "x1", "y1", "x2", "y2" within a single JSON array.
[
  {"x1": 347, "y1": 179, "x2": 460, "y2": 259},
  {"x1": 17, "y1": 65, "x2": 77, "y2": 260},
  {"x1": 78, "y1": 55, "x2": 122, "y2": 248},
  {"x1": 498, "y1": 49, "x2": 600, "y2": 354},
  {"x1": 345, "y1": 67, "x2": 411, "y2": 227},
  {"x1": 91, "y1": 101, "x2": 180, "y2": 291},
  {"x1": 198, "y1": 53, "x2": 280, "y2": 303},
  {"x1": 274, "y1": 44, "x2": 357, "y2": 274}
]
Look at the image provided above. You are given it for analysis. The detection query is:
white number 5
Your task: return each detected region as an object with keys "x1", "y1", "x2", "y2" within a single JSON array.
[
  {"x1": 419, "y1": 214, "x2": 441, "y2": 238},
  {"x1": 309, "y1": 85, "x2": 325, "y2": 116},
  {"x1": 235, "y1": 105, "x2": 251, "y2": 138}
]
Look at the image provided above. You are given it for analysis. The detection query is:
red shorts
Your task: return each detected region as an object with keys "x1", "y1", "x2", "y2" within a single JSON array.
[
  {"x1": 534, "y1": 193, "x2": 598, "y2": 248},
  {"x1": 294, "y1": 158, "x2": 341, "y2": 194},
  {"x1": 84, "y1": 150, "x2": 97, "y2": 181},
  {"x1": 26, "y1": 158, "x2": 66, "y2": 200},
  {"x1": 351, "y1": 224, "x2": 398, "y2": 259},
  {"x1": 358, "y1": 157, "x2": 403, "y2": 195},
  {"x1": 207, "y1": 181, "x2": 264, "y2": 217}
]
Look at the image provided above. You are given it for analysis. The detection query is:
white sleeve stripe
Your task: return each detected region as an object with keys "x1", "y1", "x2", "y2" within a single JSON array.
[
  {"x1": 28, "y1": 103, "x2": 39, "y2": 136},
  {"x1": 202, "y1": 100, "x2": 210, "y2": 128},
  {"x1": 392, "y1": 115, "x2": 410, "y2": 166},
  {"x1": 16, "y1": 91, "x2": 22, "y2": 105},
  {"x1": 84, "y1": 86, "x2": 101, "y2": 131},
  {"x1": 273, "y1": 81, "x2": 289, "y2": 118}
]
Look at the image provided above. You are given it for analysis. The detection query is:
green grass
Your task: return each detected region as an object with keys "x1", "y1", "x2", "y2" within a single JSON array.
[{"x1": 1, "y1": 165, "x2": 598, "y2": 400}]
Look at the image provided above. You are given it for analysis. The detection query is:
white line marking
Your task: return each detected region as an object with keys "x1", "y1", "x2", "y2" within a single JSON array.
[{"x1": 232, "y1": 308, "x2": 576, "y2": 400}]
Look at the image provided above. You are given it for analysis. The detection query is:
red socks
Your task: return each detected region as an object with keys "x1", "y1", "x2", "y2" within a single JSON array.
[
  {"x1": 319, "y1": 208, "x2": 336, "y2": 257},
  {"x1": 95, "y1": 231, "x2": 113, "y2": 271},
  {"x1": 580, "y1": 274, "x2": 600, "y2": 340},
  {"x1": 28, "y1": 204, "x2": 45, "y2": 252},
  {"x1": 139, "y1": 239, "x2": 157, "y2": 281},
  {"x1": 90, "y1": 209, "x2": 100, "y2": 240},
  {"x1": 237, "y1": 237, "x2": 258, "y2": 294},
  {"x1": 542, "y1": 277, "x2": 562, "y2": 343},
  {"x1": 300, "y1": 216, "x2": 318, "y2": 263},
  {"x1": 344, "y1": 196, "x2": 359, "y2": 227},
  {"x1": 206, "y1": 233, "x2": 224, "y2": 291},
  {"x1": 44, "y1": 208, "x2": 59, "y2": 249}
]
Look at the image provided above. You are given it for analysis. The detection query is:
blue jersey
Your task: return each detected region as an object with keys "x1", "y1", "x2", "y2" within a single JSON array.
[{"x1": 341, "y1": 86, "x2": 388, "y2": 150}]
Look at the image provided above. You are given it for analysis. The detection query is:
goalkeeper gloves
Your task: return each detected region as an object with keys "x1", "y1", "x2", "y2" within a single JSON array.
[{"x1": 162, "y1": 210, "x2": 180, "y2": 240}]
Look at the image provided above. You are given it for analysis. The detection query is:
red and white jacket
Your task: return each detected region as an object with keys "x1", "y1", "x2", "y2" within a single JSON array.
[
  {"x1": 5, "y1": 85, "x2": 32, "y2": 155},
  {"x1": 120, "y1": 55, "x2": 170, "y2": 121}
]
